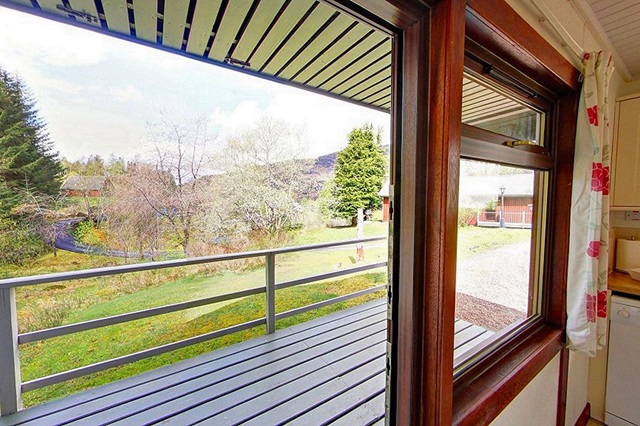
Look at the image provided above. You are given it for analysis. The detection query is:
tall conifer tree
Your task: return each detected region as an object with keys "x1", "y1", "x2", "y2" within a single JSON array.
[
  {"x1": 0, "y1": 68, "x2": 62, "y2": 214},
  {"x1": 333, "y1": 124, "x2": 386, "y2": 222}
]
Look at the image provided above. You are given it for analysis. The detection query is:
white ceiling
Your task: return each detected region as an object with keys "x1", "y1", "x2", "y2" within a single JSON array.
[{"x1": 582, "y1": 0, "x2": 640, "y2": 81}]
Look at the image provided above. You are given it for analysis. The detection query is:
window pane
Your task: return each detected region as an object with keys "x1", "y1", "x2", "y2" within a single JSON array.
[
  {"x1": 462, "y1": 75, "x2": 542, "y2": 143},
  {"x1": 454, "y1": 160, "x2": 543, "y2": 366}
]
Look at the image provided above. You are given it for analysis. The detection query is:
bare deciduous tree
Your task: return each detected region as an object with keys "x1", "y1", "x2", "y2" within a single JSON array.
[
  {"x1": 105, "y1": 170, "x2": 162, "y2": 260},
  {"x1": 208, "y1": 116, "x2": 313, "y2": 242},
  {"x1": 127, "y1": 116, "x2": 214, "y2": 255}
]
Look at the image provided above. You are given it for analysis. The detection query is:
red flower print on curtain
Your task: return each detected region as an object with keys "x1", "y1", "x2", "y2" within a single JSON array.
[
  {"x1": 586, "y1": 293, "x2": 596, "y2": 322},
  {"x1": 588, "y1": 106, "x2": 598, "y2": 126},
  {"x1": 597, "y1": 290, "x2": 607, "y2": 318},
  {"x1": 587, "y1": 241, "x2": 600, "y2": 258},
  {"x1": 586, "y1": 291, "x2": 608, "y2": 323},
  {"x1": 591, "y1": 163, "x2": 610, "y2": 195}
]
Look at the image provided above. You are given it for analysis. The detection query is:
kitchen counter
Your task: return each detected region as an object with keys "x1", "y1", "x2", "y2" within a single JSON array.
[{"x1": 609, "y1": 271, "x2": 640, "y2": 297}]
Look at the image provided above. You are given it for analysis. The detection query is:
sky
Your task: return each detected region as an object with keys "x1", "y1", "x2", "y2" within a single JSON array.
[{"x1": 0, "y1": 7, "x2": 391, "y2": 163}]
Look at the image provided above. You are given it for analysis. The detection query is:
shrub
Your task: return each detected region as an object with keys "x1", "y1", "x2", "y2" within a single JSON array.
[
  {"x1": 458, "y1": 207, "x2": 479, "y2": 227},
  {"x1": 72, "y1": 219, "x2": 106, "y2": 247},
  {"x1": 0, "y1": 218, "x2": 48, "y2": 265}
]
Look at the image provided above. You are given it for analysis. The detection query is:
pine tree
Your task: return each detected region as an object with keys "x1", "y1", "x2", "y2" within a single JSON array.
[
  {"x1": 332, "y1": 124, "x2": 386, "y2": 222},
  {"x1": 0, "y1": 68, "x2": 62, "y2": 214}
]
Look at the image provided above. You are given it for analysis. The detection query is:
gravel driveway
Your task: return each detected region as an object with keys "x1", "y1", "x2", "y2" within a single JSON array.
[{"x1": 456, "y1": 240, "x2": 530, "y2": 331}]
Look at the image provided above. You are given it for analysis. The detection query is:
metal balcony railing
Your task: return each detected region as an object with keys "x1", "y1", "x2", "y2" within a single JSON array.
[{"x1": 0, "y1": 237, "x2": 388, "y2": 416}]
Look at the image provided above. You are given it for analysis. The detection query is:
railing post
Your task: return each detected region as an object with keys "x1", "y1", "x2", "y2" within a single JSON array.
[
  {"x1": 265, "y1": 254, "x2": 276, "y2": 334},
  {"x1": 0, "y1": 287, "x2": 22, "y2": 416}
]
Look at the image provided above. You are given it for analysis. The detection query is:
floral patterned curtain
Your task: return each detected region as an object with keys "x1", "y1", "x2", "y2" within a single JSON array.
[{"x1": 566, "y1": 52, "x2": 614, "y2": 357}]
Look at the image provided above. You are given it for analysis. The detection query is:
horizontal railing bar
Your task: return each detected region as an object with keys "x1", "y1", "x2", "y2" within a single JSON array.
[
  {"x1": 275, "y1": 262, "x2": 388, "y2": 290},
  {"x1": 18, "y1": 287, "x2": 266, "y2": 344},
  {"x1": 275, "y1": 284, "x2": 386, "y2": 321},
  {"x1": 21, "y1": 318, "x2": 266, "y2": 392},
  {"x1": 261, "y1": 236, "x2": 386, "y2": 255},
  {"x1": 0, "y1": 237, "x2": 387, "y2": 290}
]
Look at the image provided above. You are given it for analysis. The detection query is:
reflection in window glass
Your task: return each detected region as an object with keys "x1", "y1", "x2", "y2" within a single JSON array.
[
  {"x1": 454, "y1": 160, "x2": 539, "y2": 363},
  {"x1": 462, "y1": 75, "x2": 542, "y2": 143}
]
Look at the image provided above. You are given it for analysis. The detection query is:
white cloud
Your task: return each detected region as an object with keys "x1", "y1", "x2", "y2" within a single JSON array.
[
  {"x1": 210, "y1": 100, "x2": 263, "y2": 138},
  {"x1": 209, "y1": 87, "x2": 391, "y2": 158},
  {"x1": 110, "y1": 85, "x2": 145, "y2": 103},
  {"x1": 44, "y1": 77, "x2": 86, "y2": 95},
  {"x1": 0, "y1": 10, "x2": 109, "y2": 66}
]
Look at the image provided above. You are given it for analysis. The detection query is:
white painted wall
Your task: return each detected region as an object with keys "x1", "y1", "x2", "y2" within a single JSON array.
[
  {"x1": 490, "y1": 354, "x2": 560, "y2": 426},
  {"x1": 565, "y1": 351, "x2": 590, "y2": 424}
]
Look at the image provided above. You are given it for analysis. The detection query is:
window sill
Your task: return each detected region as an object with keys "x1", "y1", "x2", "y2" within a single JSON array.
[{"x1": 452, "y1": 324, "x2": 563, "y2": 425}]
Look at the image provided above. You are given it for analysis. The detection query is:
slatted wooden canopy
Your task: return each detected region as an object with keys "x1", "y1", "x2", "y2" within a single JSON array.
[
  {"x1": 462, "y1": 76, "x2": 533, "y2": 127},
  {"x1": 0, "y1": 0, "x2": 534, "y2": 121},
  {"x1": 0, "y1": 0, "x2": 393, "y2": 111}
]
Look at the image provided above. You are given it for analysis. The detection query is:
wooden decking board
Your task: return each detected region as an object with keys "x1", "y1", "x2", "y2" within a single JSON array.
[
  {"x1": 331, "y1": 391, "x2": 386, "y2": 426},
  {"x1": 5, "y1": 302, "x2": 385, "y2": 426},
  {"x1": 370, "y1": 417, "x2": 386, "y2": 426},
  {"x1": 241, "y1": 357, "x2": 384, "y2": 426},
  {"x1": 188, "y1": 344, "x2": 384, "y2": 425},
  {"x1": 286, "y1": 367, "x2": 385, "y2": 425},
  {"x1": 454, "y1": 318, "x2": 473, "y2": 333},
  {"x1": 180, "y1": 341, "x2": 385, "y2": 425},
  {"x1": 453, "y1": 324, "x2": 487, "y2": 349},
  {"x1": 70, "y1": 314, "x2": 386, "y2": 425},
  {"x1": 0, "y1": 298, "x2": 495, "y2": 426},
  {"x1": 102, "y1": 322, "x2": 385, "y2": 425},
  {"x1": 454, "y1": 329, "x2": 494, "y2": 359}
]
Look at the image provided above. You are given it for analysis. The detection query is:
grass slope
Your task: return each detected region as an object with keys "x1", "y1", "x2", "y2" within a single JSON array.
[{"x1": 21, "y1": 273, "x2": 386, "y2": 407}]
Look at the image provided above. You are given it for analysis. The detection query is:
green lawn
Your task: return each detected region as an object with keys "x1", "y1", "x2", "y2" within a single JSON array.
[
  {"x1": 457, "y1": 226, "x2": 530, "y2": 258},
  {"x1": 20, "y1": 273, "x2": 386, "y2": 407},
  {"x1": 290, "y1": 220, "x2": 388, "y2": 245}
]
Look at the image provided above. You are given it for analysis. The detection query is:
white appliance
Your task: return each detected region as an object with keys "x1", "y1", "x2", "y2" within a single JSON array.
[{"x1": 606, "y1": 294, "x2": 640, "y2": 426}]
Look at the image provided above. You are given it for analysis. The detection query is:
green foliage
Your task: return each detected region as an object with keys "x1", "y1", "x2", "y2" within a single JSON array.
[
  {"x1": 458, "y1": 207, "x2": 479, "y2": 227},
  {"x1": 72, "y1": 219, "x2": 106, "y2": 247},
  {"x1": 331, "y1": 124, "x2": 386, "y2": 220},
  {"x1": 317, "y1": 177, "x2": 339, "y2": 219},
  {"x1": 61, "y1": 154, "x2": 126, "y2": 179},
  {"x1": 0, "y1": 218, "x2": 48, "y2": 265},
  {"x1": 0, "y1": 68, "x2": 62, "y2": 215}
]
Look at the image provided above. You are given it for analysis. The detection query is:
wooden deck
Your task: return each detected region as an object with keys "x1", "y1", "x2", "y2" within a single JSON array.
[{"x1": 0, "y1": 299, "x2": 491, "y2": 426}]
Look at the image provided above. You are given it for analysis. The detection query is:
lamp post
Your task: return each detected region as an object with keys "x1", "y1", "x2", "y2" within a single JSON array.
[{"x1": 499, "y1": 186, "x2": 506, "y2": 228}]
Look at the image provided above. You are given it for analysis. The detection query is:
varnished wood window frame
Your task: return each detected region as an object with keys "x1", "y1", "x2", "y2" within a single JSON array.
[
  {"x1": 326, "y1": 0, "x2": 579, "y2": 425},
  {"x1": 454, "y1": 2, "x2": 580, "y2": 425}
]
